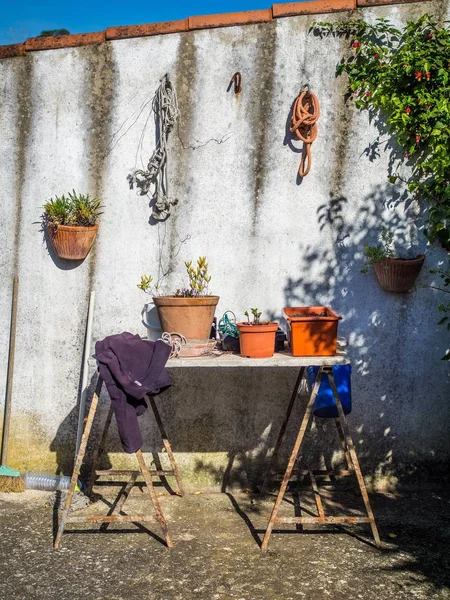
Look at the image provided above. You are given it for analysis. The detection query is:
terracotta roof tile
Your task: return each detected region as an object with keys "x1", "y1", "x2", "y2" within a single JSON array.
[
  {"x1": 25, "y1": 31, "x2": 105, "y2": 52},
  {"x1": 189, "y1": 9, "x2": 272, "y2": 30},
  {"x1": 0, "y1": 0, "x2": 435, "y2": 59},
  {"x1": 273, "y1": 0, "x2": 356, "y2": 17},
  {"x1": 0, "y1": 44, "x2": 26, "y2": 59},
  {"x1": 357, "y1": 0, "x2": 429, "y2": 5},
  {"x1": 106, "y1": 19, "x2": 188, "y2": 40}
]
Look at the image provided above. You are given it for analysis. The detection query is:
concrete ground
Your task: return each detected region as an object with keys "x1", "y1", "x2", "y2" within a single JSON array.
[{"x1": 0, "y1": 483, "x2": 449, "y2": 600}]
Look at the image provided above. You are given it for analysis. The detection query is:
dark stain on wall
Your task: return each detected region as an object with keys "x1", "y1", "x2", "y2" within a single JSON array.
[
  {"x1": 83, "y1": 42, "x2": 117, "y2": 294},
  {"x1": 13, "y1": 55, "x2": 34, "y2": 274},
  {"x1": 166, "y1": 32, "x2": 197, "y2": 282},
  {"x1": 248, "y1": 22, "x2": 277, "y2": 234}
]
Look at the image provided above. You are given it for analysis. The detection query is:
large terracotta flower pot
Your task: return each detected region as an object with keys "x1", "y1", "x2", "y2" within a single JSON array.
[
  {"x1": 374, "y1": 254, "x2": 425, "y2": 292},
  {"x1": 283, "y1": 306, "x2": 342, "y2": 357},
  {"x1": 153, "y1": 296, "x2": 219, "y2": 344},
  {"x1": 47, "y1": 224, "x2": 99, "y2": 260},
  {"x1": 237, "y1": 322, "x2": 278, "y2": 358}
]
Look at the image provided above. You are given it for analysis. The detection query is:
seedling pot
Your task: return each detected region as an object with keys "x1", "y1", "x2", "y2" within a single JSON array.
[
  {"x1": 153, "y1": 296, "x2": 219, "y2": 344},
  {"x1": 373, "y1": 255, "x2": 425, "y2": 292},
  {"x1": 283, "y1": 306, "x2": 342, "y2": 357},
  {"x1": 47, "y1": 224, "x2": 99, "y2": 260},
  {"x1": 237, "y1": 322, "x2": 278, "y2": 359}
]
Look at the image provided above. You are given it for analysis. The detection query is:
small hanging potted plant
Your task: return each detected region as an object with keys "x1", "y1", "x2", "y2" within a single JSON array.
[
  {"x1": 361, "y1": 228, "x2": 425, "y2": 293},
  {"x1": 237, "y1": 308, "x2": 278, "y2": 359},
  {"x1": 42, "y1": 191, "x2": 102, "y2": 260},
  {"x1": 138, "y1": 256, "x2": 219, "y2": 344}
]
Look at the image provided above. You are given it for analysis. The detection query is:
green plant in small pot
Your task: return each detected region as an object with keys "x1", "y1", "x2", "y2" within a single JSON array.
[
  {"x1": 361, "y1": 228, "x2": 425, "y2": 293},
  {"x1": 139, "y1": 256, "x2": 219, "y2": 344},
  {"x1": 237, "y1": 308, "x2": 278, "y2": 359},
  {"x1": 42, "y1": 190, "x2": 102, "y2": 260}
]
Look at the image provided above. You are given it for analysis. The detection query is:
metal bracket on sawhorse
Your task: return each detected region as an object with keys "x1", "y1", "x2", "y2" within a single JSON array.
[
  {"x1": 260, "y1": 365, "x2": 381, "y2": 552},
  {"x1": 54, "y1": 376, "x2": 184, "y2": 550}
]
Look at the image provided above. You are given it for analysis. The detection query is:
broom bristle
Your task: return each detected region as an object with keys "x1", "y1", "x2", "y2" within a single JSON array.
[{"x1": 0, "y1": 475, "x2": 26, "y2": 493}]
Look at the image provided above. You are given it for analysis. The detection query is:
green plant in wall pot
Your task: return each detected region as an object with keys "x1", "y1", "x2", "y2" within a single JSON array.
[
  {"x1": 313, "y1": 14, "x2": 450, "y2": 251},
  {"x1": 43, "y1": 190, "x2": 102, "y2": 260},
  {"x1": 361, "y1": 227, "x2": 425, "y2": 293},
  {"x1": 139, "y1": 256, "x2": 219, "y2": 344}
]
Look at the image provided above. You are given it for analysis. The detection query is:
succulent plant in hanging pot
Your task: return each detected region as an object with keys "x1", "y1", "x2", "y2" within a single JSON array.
[
  {"x1": 42, "y1": 191, "x2": 102, "y2": 260},
  {"x1": 139, "y1": 256, "x2": 219, "y2": 344},
  {"x1": 236, "y1": 308, "x2": 278, "y2": 359},
  {"x1": 361, "y1": 228, "x2": 425, "y2": 293}
]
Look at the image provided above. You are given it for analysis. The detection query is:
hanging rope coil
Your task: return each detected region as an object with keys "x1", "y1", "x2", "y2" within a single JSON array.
[
  {"x1": 130, "y1": 74, "x2": 180, "y2": 221},
  {"x1": 290, "y1": 86, "x2": 320, "y2": 178},
  {"x1": 158, "y1": 332, "x2": 187, "y2": 358}
]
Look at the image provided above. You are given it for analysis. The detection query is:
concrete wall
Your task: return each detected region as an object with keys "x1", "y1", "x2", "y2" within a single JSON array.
[{"x1": 1, "y1": 0, "x2": 449, "y2": 491}]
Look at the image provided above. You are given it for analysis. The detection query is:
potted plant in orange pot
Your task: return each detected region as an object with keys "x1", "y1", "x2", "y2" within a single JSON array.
[
  {"x1": 43, "y1": 191, "x2": 102, "y2": 260},
  {"x1": 237, "y1": 308, "x2": 278, "y2": 359},
  {"x1": 362, "y1": 228, "x2": 425, "y2": 293},
  {"x1": 138, "y1": 256, "x2": 219, "y2": 344}
]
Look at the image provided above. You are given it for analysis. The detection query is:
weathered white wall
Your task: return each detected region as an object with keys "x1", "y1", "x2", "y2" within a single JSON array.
[{"x1": 1, "y1": 0, "x2": 449, "y2": 490}]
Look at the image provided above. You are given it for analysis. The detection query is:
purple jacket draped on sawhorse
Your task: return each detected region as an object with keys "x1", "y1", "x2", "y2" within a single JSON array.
[{"x1": 95, "y1": 332, "x2": 172, "y2": 453}]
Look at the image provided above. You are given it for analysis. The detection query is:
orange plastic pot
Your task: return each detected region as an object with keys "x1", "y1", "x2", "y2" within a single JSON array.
[
  {"x1": 237, "y1": 322, "x2": 278, "y2": 359},
  {"x1": 283, "y1": 306, "x2": 342, "y2": 357},
  {"x1": 47, "y1": 224, "x2": 99, "y2": 260},
  {"x1": 153, "y1": 296, "x2": 219, "y2": 344},
  {"x1": 373, "y1": 255, "x2": 425, "y2": 292}
]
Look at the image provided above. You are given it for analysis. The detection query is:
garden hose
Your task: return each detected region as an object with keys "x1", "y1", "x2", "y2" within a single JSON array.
[{"x1": 290, "y1": 86, "x2": 320, "y2": 178}]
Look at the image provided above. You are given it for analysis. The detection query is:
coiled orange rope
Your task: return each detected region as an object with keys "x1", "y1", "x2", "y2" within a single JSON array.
[{"x1": 290, "y1": 86, "x2": 320, "y2": 178}]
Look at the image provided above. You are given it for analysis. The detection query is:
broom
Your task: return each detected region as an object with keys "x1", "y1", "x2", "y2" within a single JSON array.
[{"x1": 0, "y1": 276, "x2": 25, "y2": 492}]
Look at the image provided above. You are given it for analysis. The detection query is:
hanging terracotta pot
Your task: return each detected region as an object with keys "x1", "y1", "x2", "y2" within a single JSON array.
[
  {"x1": 153, "y1": 296, "x2": 219, "y2": 344},
  {"x1": 237, "y1": 322, "x2": 278, "y2": 359},
  {"x1": 283, "y1": 306, "x2": 342, "y2": 357},
  {"x1": 373, "y1": 255, "x2": 425, "y2": 292},
  {"x1": 47, "y1": 224, "x2": 99, "y2": 260}
]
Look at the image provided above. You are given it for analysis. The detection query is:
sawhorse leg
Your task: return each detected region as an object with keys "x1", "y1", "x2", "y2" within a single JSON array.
[
  {"x1": 149, "y1": 396, "x2": 184, "y2": 497},
  {"x1": 261, "y1": 366, "x2": 381, "y2": 551},
  {"x1": 261, "y1": 368, "x2": 323, "y2": 551},
  {"x1": 54, "y1": 377, "x2": 103, "y2": 550},
  {"x1": 328, "y1": 371, "x2": 381, "y2": 548},
  {"x1": 260, "y1": 367, "x2": 305, "y2": 495},
  {"x1": 54, "y1": 376, "x2": 174, "y2": 550}
]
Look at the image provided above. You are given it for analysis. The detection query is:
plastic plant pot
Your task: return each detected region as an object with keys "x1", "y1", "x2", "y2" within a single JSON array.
[
  {"x1": 307, "y1": 364, "x2": 352, "y2": 419},
  {"x1": 237, "y1": 322, "x2": 278, "y2": 358},
  {"x1": 283, "y1": 306, "x2": 342, "y2": 356}
]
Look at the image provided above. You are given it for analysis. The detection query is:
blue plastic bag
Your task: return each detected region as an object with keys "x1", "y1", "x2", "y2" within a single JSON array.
[{"x1": 306, "y1": 364, "x2": 352, "y2": 419}]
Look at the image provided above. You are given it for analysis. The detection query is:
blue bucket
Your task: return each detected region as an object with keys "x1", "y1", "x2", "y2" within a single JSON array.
[{"x1": 306, "y1": 365, "x2": 352, "y2": 419}]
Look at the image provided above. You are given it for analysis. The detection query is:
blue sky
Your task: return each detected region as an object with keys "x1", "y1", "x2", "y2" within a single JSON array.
[{"x1": 0, "y1": 0, "x2": 287, "y2": 45}]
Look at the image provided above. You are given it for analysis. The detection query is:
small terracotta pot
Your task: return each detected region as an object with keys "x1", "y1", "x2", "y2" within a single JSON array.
[
  {"x1": 374, "y1": 255, "x2": 425, "y2": 292},
  {"x1": 237, "y1": 322, "x2": 278, "y2": 359},
  {"x1": 283, "y1": 306, "x2": 342, "y2": 357},
  {"x1": 153, "y1": 296, "x2": 219, "y2": 344},
  {"x1": 47, "y1": 224, "x2": 99, "y2": 260}
]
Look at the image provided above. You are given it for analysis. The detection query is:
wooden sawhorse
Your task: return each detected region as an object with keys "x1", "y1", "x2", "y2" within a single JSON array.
[
  {"x1": 260, "y1": 365, "x2": 381, "y2": 551},
  {"x1": 54, "y1": 376, "x2": 184, "y2": 550}
]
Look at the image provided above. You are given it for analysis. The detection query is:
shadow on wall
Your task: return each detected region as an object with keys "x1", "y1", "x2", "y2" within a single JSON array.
[{"x1": 49, "y1": 177, "x2": 449, "y2": 490}]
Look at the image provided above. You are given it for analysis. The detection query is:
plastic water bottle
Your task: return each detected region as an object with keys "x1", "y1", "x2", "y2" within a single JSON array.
[{"x1": 23, "y1": 472, "x2": 81, "y2": 491}]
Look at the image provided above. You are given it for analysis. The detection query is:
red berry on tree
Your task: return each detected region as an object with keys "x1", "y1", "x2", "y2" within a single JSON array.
[
  {"x1": 415, "y1": 72, "x2": 422, "y2": 80},
  {"x1": 374, "y1": 53, "x2": 379, "y2": 59},
  {"x1": 425, "y1": 104, "x2": 430, "y2": 109},
  {"x1": 427, "y1": 33, "x2": 434, "y2": 39},
  {"x1": 415, "y1": 135, "x2": 421, "y2": 144},
  {"x1": 425, "y1": 72, "x2": 431, "y2": 80},
  {"x1": 365, "y1": 92, "x2": 371, "y2": 97},
  {"x1": 352, "y1": 41, "x2": 360, "y2": 48},
  {"x1": 406, "y1": 107, "x2": 411, "y2": 114}
]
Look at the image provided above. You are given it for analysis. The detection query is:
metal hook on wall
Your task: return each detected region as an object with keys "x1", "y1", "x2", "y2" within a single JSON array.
[{"x1": 228, "y1": 72, "x2": 242, "y2": 94}]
